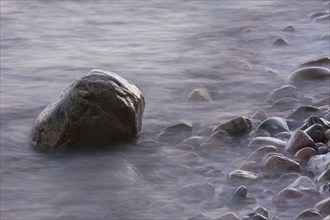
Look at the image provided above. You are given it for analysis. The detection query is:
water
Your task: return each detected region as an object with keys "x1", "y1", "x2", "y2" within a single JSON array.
[{"x1": 1, "y1": 0, "x2": 329, "y2": 219}]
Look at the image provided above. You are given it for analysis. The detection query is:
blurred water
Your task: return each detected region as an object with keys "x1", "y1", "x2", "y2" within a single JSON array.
[{"x1": 1, "y1": 0, "x2": 329, "y2": 219}]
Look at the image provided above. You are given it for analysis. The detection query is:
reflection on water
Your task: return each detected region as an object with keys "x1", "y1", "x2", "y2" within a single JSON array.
[{"x1": 1, "y1": 0, "x2": 329, "y2": 219}]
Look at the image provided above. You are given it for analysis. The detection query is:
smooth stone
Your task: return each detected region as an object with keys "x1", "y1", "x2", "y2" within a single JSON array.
[
  {"x1": 320, "y1": 34, "x2": 330, "y2": 41},
  {"x1": 274, "y1": 131, "x2": 291, "y2": 141},
  {"x1": 323, "y1": 215, "x2": 330, "y2": 220},
  {"x1": 264, "y1": 154, "x2": 301, "y2": 174},
  {"x1": 238, "y1": 161, "x2": 260, "y2": 172},
  {"x1": 252, "y1": 206, "x2": 268, "y2": 218},
  {"x1": 303, "y1": 96, "x2": 314, "y2": 105},
  {"x1": 302, "y1": 116, "x2": 330, "y2": 130},
  {"x1": 295, "y1": 208, "x2": 323, "y2": 220},
  {"x1": 227, "y1": 185, "x2": 247, "y2": 202},
  {"x1": 300, "y1": 57, "x2": 330, "y2": 67},
  {"x1": 267, "y1": 85, "x2": 297, "y2": 102},
  {"x1": 294, "y1": 147, "x2": 317, "y2": 161},
  {"x1": 316, "y1": 143, "x2": 329, "y2": 154},
  {"x1": 315, "y1": 197, "x2": 330, "y2": 216},
  {"x1": 286, "y1": 176, "x2": 316, "y2": 189},
  {"x1": 157, "y1": 122, "x2": 192, "y2": 145},
  {"x1": 248, "y1": 137, "x2": 287, "y2": 149},
  {"x1": 136, "y1": 140, "x2": 162, "y2": 152},
  {"x1": 227, "y1": 170, "x2": 262, "y2": 185},
  {"x1": 316, "y1": 168, "x2": 330, "y2": 182},
  {"x1": 242, "y1": 213, "x2": 267, "y2": 220},
  {"x1": 251, "y1": 110, "x2": 268, "y2": 122},
  {"x1": 256, "y1": 117, "x2": 289, "y2": 135},
  {"x1": 308, "y1": 153, "x2": 330, "y2": 174},
  {"x1": 273, "y1": 37, "x2": 289, "y2": 46},
  {"x1": 30, "y1": 69, "x2": 145, "y2": 152},
  {"x1": 305, "y1": 124, "x2": 326, "y2": 143},
  {"x1": 325, "y1": 129, "x2": 330, "y2": 140},
  {"x1": 282, "y1": 25, "x2": 295, "y2": 32},
  {"x1": 179, "y1": 136, "x2": 206, "y2": 148},
  {"x1": 247, "y1": 145, "x2": 278, "y2": 163},
  {"x1": 288, "y1": 106, "x2": 323, "y2": 121},
  {"x1": 205, "y1": 130, "x2": 230, "y2": 145},
  {"x1": 188, "y1": 88, "x2": 211, "y2": 102},
  {"x1": 285, "y1": 130, "x2": 316, "y2": 155},
  {"x1": 212, "y1": 116, "x2": 252, "y2": 136},
  {"x1": 272, "y1": 187, "x2": 321, "y2": 205},
  {"x1": 179, "y1": 182, "x2": 215, "y2": 202},
  {"x1": 213, "y1": 212, "x2": 239, "y2": 220},
  {"x1": 187, "y1": 212, "x2": 209, "y2": 220},
  {"x1": 315, "y1": 14, "x2": 330, "y2": 22},
  {"x1": 273, "y1": 173, "x2": 302, "y2": 187},
  {"x1": 270, "y1": 97, "x2": 300, "y2": 110},
  {"x1": 319, "y1": 182, "x2": 330, "y2": 195},
  {"x1": 287, "y1": 67, "x2": 330, "y2": 85},
  {"x1": 310, "y1": 11, "x2": 329, "y2": 19}
]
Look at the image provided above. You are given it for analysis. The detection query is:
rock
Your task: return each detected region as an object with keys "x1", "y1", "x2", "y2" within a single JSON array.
[
  {"x1": 308, "y1": 153, "x2": 330, "y2": 174},
  {"x1": 179, "y1": 136, "x2": 206, "y2": 147},
  {"x1": 315, "y1": 197, "x2": 330, "y2": 216},
  {"x1": 273, "y1": 173, "x2": 302, "y2": 188},
  {"x1": 227, "y1": 170, "x2": 262, "y2": 185},
  {"x1": 288, "y1": 106, "x2": 323, "y2": 121},
  {"x1": 319, "y1": 182, "x2": 330, "y2": 195},
  {"x1": 287, "y1": 67, "x2": 330, "y2": 85},
  {"x1": 267, "y1": 85, "x2": 297, "y2": 102},
  {"x1": 323, "y1": 216, "x2": 330, "y2": 220},
  {"x1": 251, "y1": 110, "x2": 268, "y2": 122},
  {"x1": 316, "y1": 168, "x2": 330, "y2": 182},
  {"x1": 294, "y1": 147, "x2": 317, "y2": 160},
  {"x1": 252, "y1": 206, "x2": 268, "y2": 218},
  {"x1": 270, "y1": 97, "x2": 300, "y2": 110},
  {"x1": 188, "y1": 88, "x2": 211, "y2": 102},
  {"x1": 305, "y1": 124, "x2": 326, "y2": 143},
  {"x1": 325, "y1": 129, "x2": 330, "y2": 141},
  {"x1": 179, "y1": 182, "x2": 215, "y2": 203},
  {"x1": 248, "y1": 137, "x2": 287, "y2": 149},
  {"x1": 187, "y1": 212, "x2": 209, "y2": 220},
  {"x1": 273, "y1": 37, "x2": 289, "y2": 46},
  {"x1": 316, "y1": 143, "x2": 329, "y2": 154},
  {"x1": 177, "y1": 152, "x2": 199, "y2": 164},
  {"x1": 301, "y1": 116, "x2": 330, "y2": 130},
  {"x1": 286, "y1": 176, "x2": 316, "y2": 189},
  {"x1": 136, "y1": 140, "x2": 162, "y2": 152},
  {"x1": 247, "y1": 145, "x2": 278, "y2": 163},
  {"x1": 295, "y1": 209, "x2": 323, "y2": 220},
  {"x1": 30, "y1": 69, "x2": 145, "y2": 152},
  {"x1": 315, "y1": 14, "x2": 330, "y2": 22},
  {"x1": 238, "y1": 161, "x2": 260, "y2": 172},
  {"x1": 214, "y1": 212, "x2": 239, "y2": 220},
  {"x1": 282, "y1": 25, "x2": 295, "y2": 32},
  {"x1": 320, "y1": 34, "x2": 330, "y2": 41},
  {"x1": 157, "y1": 122, "x2": 192, "y2": 145},
  {"x1": 242, "y1": 213, "x2": 267, "y2": 220},
  {"x1": 212, "y1": 116, "x2": 252, "y2": 136},
  {"x1": 272, "y1": 187, "x2": 321, "y2": 205},
  {"x1": 285, "y1": 130, "x2": 316, "y2": 155},
  {"x1": 274, "y1": 131, "x2": 291, "y2": 141},
  {"x1": 264, "y1": 154, "x2": 301, "y2": 174},
  {"x1": 227, "y1": 185, "x2": 247, "y2": 203},
  {"x1": 310, "y1": 11, "x2": 329, "y2": 20},
  {"x1": 313, "y1": 97, "x2": 330, "y2": 108},
  {"x1": 256, "y1": 117, "x2": 289, "y2": 135},
  {"x1": 205, "y1": 130, "x2": 230, "y2": 145},
  {"x1": 300, "y1": 57, "x2": 330, "y2": 68}
]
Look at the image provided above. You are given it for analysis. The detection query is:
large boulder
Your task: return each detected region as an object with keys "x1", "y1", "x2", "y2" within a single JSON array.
[{"x1": 31, "y1": 69, "x2": 145, "y2": 152}]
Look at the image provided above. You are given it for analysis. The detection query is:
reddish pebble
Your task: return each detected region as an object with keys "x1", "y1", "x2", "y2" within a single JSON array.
[{"x1": 294, "y1": 147, "x2": 317, "y2": 160}]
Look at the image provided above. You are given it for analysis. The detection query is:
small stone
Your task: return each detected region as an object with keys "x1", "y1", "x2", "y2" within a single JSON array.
[
  {"x1": 273, "y1": 173, "x2": 302, "y2": 187},
  {"x1": 300, "y1": 56, "x2": 330, "y2": 67},
  {"x1": 247, "y1": 145, "x2": 278, "y2": 163},
  {"x1": 239, "y1": 161, "x2": 260, "y2": 172},
  {"x1": 285, "y1": 130, "x2": 316, "y2": 155},
  {"x1": 295, "y1": 208, "x2": 323, "y2": 220},
  {"x1": 251, "y1": 110, "x2": 268, "y2": 122},
  {"x1": 310, "y1": 11, "x2": 329, "y2": 20},
  {"x1": 286, "y1": 176, "x2": 316, "y2": 189},
  {"x1": 248, "y1": 137, "x2": 287, "y2": 149},
  {"x1": 227, "y1": 185, "x2": 247, "y2": 202},
  {"x1": 270, "y1": 97, "x2": 300, "y2": 110},
  {"x1": 282, "y1": 25, "x2": 295, "y2": 32},
  {"x1": 272, "y1": 187, "x2": 321, "y2": 205},
  {"x1": 242, "y1": 213, "x2": 267, "y2": 220},
  {"x1": 308, "y1": 153, "x2": 330, "y2": 174},
  {"x1": 273, "y1": 37, "x2": 289, "y2": 46},
  {"x1": 264, "y1": 154, "x2": 301, "y2": 174},
  {"x1": 316, "y1": 168, "x2": 330, "y2": 182},
  {"x1": 274, "y1": 131, "x2": 291, "y2": 141},
  {"x1": 316, "y1": 143, "x2": 329, "y2": 154},
  {"x1": 287, "y1": 67, "x2": 330, "y2": 85},
  {"x1": 187, "y1": 212, "x2": 209, "y2": 220},
  {"x1": 214, "y1": 212, "x2": 239, "y2": 220},
  {"x1": 188, "y1": 88, "x2": 211, "y2": 102},
  {"x1": 205, "y1": 130, "x2": 230, "y2": 145},
  {"x1": 302, "y1": 116, "x2": 330, "y2": 130},
  {"x1": 178, "y1": 152, "x2": 199, "y2": 164},
  {"x1": 227, "y1": 170, "x2": 262, "y2": 185},
  {"x1": 305, "y1": 124, "x2": 326, "y2": 143},
  {"x1": 256, "y1": 117, "x2": 289, "y2": 135},
  {"x1": 179, "y1": 136, "x2": 206, "y2": 147},
  {"x1": 252, "y1": 206, "x2": 268, "y2": 218},
  {"x1": 294, "y1": 147, "x2": 317, "y2": 160},
  {"x1": 315, "y1": 14, "x2": 330, "y2": 22},
  {"x1": 267, "y1": 85, "x2": 297, "y2": 102},
  {"x1": 315, "y1": 197, "x2": 330, "y2": 216},
  {"x1": 212, "y1": 116, "x2": 252, "y2": 136},
  {"x1": 325, "y1": 129, "x2": 330, "y2": 141},
  {"x1": 319, "y1": 182, "x2": 330, "y2": 195},
  {"x1": 157, "y1": 122, "x2": 192, "y2": 145},
  {"x1": 288, "y1": 106, "x2": 323, "y2": 121},
  {"x1": 320, "y1": 34, "x2": 330, "y2": 41}
]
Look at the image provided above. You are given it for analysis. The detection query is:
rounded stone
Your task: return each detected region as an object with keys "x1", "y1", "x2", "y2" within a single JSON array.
[
  {"x1": 270, "y1": 97, "x2": 300, "y2": 110},
  {"x1": 286, "y1": 176, "x2": 316, "y2": 189},
  {"x1": 228, "y1": 185, "x2": 247, "y2": 202},
  {"x1": 316, "y1": 168, "x2": 330, "y2": 182},
  {"x1": 272, "y1": 187, "x2": 321, "y2": 205},
  {"x1": 315, "y1": 197, "x2": 330, "y2": 216},
  {"x1": 267, "y1": 85, "x2": 297, "y2": 102},
  {"x1": 304, "y1": 124, "x2": 326, "y2": 143},
  {"x1": 251, "y1": 110, "x2": 268, "y2": 122},
  {"x1": 294, "y1": 147, "x2": 317, "y2": 160},
  {"x1": 188, "y1": 88, "x2": 211, "y2": 102},
  {"x1": 287, "y1": 67, "x2": 330, "y2": 85},
  {"x1": 157, "y1": 122, "x2": 192, "y2": 145},
  {"x1": 252, "y1": 206, "x2": 268, "y2": 218},
  {"x1": 316, "y1": 143, "x2": 329, "y2": 154},
  {"x1": 248, "y1": 137, "x2": 287, "y2": 149},
  {"x1": 295, "y1": 209, "x2": 323, "y2": 220},
  {"x1": 288, "y1": 106, "x2": 323, "y2": 121},
  {"x1": 308, "y1": 153, "x2": 330, "y2": 174},
  {"x1": 264, "y1": 154, "x2": 301, "y2": 174},
  {"x1": 300, "y1": 56, "x2": 330, "y2": 67},
  {"x1": 302, "y1": 116, "x2": 330, "y2": 130},
  {"x1": 274, "y1": 131, "x2": 291, "y2": 141},
  {"x1": 256, "y1": 117, "x2": 289, "y2": 135},
  {"x1": 285, "y1": 130, "x2": 316, "y2": 155},
  {"x1": 179, "y1": 182, "x2": 215, "y2": 203},
  {"x1": 30, "y1": 69, "x2": 145, "y2": 152},
  {"x1": 227, "y1": 170, "x2": 262, "y2": 185},
  {"x1": 247, "y1": 145, "x2": 278, "y2": 163},
  {"x1": 282, "y1": 25, "x2": 295, "y2": 32},
  {"x1": 273, "y1": 37, "x2": 289, "y2": 46},
  {"x1": 212, "y1": 116, "x2": 252, "y2": 136}
]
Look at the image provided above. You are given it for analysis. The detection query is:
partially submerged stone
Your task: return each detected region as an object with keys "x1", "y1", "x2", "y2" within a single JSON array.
[
  {"x1": 267, "y1": 85, "x2": 297, "y2": 102},
  {"x1": 227, "y1": 169, "x2": 262, "y2": 185},
  {"x1": 273, "y1": 37, "x2": 289, "y2": 46},
  {"x1": 31, "y1": 69, "x2": 145, "y2": 152},
  {"x1": 315, "y1": 197, "x2": 330, "y2": 216},
  {"x1": 264, "y1": 154, "x2": 301, "y2": 174},
  {"x1": 287, "y1": 67, "x2": 330, "y2": 85},
  {"x1": 288, "y1": 105, "x2": 323, "y2": 121},
  {"x1": 188, "y1": 88, "x2": 212, "y2": 102},
  {"x1": 285, "y1": 130, "x2": 316, "y2": 155},
  {"x1": 212, "y1": 116, "x2": 252, "y2": 136},
  {"x1": 256, "y1": 117, "x2": 289, "y2": 135}
]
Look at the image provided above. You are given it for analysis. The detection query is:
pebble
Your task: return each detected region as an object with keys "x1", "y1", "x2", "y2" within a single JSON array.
[
  {"x1": 136, "y1": 140, "x2": 162, "y2": 152},
  {"x1": 247, "y1": 145, "x2": 278, "y2": 163},
  {"x1": 179, "y1": 136, "x2": 206, "y2": 147},
  {"x1": 325, "y1": 129, "x2": 330, "y2": 141},
  {"x1": 314, "y1": 14, "x2": 330, "y2": 22},
  {"x1": 294, "y1": 147, "x2": 317, "y2": 160},
  {"x1": 319, "y1": 182, "x2": 330, "y2": 195},
  {"x1": 256, "y1": 117, "x2": 289, "y2": 135},
  {"x1": 315, "y1": 197, "x2": 330, "y2": 216},
  {"x1": 287, "y1": 67, "x2": 330, "y2": 85},
  {"x1": 248, "y1": 137, "x2": 287, "y2": 149},
  {"x1": 187, "y1": 212, "x2": 209, "y2": 220},
  {"x1": 239, "y1": 161, "x2": 260, "y2": 172},
  {"x1": 316, "y1": 168, "x2": 330, "y2": 182},
  {"x1": 205, "y1": 130, "x2": 230, "y2": 145},
  {"x1": 272, "y1": 187, "x2": 321, "y2": 205},
  {"x1": 294, "y1": 208, "x2": 323, "y2": 220},
  {"x1": 157, "y1": 122, "x2": 193, "y2": 145},
  {"x1": 227, "y1": 169, "x2": 262, "y2": 185},
  {"x1": 242, "y1": 213, "x2": 267, "y2": 220},
  {"x1": 251, "y1": 110, "x2": 268, "y2": 122},
  {"x1": 274, "y1": 131, "x2": 291, "y2": 141},
  {"x1": 286, "y1": 176, "x2": 316, "y2": 189},
  {"x1": 302, "y1": 116, "x2": 330, "y2": 130},
  {"x1": 213, "y1": 212, "x2": 239, "y2": 220},
  {"x1": 300, "y1": 56, "x2": 330, "y2": 67},
  {"x1": 285, "y1": 130, "x2": 316, "y2": 155},
  {"x1": 304, "y1": 124, "x2": 326, "y2": 143},
  {"x1": 264, "y1": 154, "x2": 301, "y2": 174},
  {"x1": 267, "y1": 85, "x2": 297, "y2": 102},
  {"x1": 212, "y1": 116, "x2": 252, "y2": 136},
  {"x1": 270, "y1": 97, "x2": 300, "y2": 110},
  {"x1": 310, "y1": 11, "x2": 329, "y2": 20},
  {"x1": 315, "y1": 143, "x2": 328, "y2": 154},
  {"x1": 282, "y1": 25, "x2": 295, "y2": 32},
  {"x1": 188, "y1": 88, "x2": 211, "y2": 102},
  {"x1": 252, "y1": 206, "x2": 268, "y2": 218},
  {"x1": 149, "y1": 199, "x2": 186, "y2": 217},
  {"x1": 308, "y1": 153, "x2": 330, "y2": 174},
  {"x1": 273, "y1": 173, "x2": 302, "y2": 188},
  {"x1": 273, "y1": 37, "x2": 289, "y2": 46},
  {"x1": 227, "y1": 185, "x2": 247, "y2": 203},
  {"x1": 177, "y1": 152, "x2": 199, "y2": 164},
  {"x1": 288, "y1": 105, "x2": 323, "y2": 121}
]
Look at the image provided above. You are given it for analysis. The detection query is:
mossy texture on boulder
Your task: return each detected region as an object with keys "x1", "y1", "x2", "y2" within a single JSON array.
[{"x1": 31, "y1": 69, "x2": 145, "y2": 152}]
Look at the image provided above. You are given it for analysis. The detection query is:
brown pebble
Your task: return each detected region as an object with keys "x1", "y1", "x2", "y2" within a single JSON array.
[
  {"x1": 285, "y1": 130, "x2": 316, "y2": 155},
  {"x1": 294, "y1": 147, "x2": 317, "y2": 160},
  {"x1": 273, "y1": 187, "x2": 321, "y2": 205},
  {"x1": 315, "y1": 197, "x2": 330, "y2": 216},
  {"x1": 264, "y1": 154, "x2": 300, "y2": 174},
  {"x1": 295, "y1": 208, "x2": 323, "y2": 220},
  {"x1": 247, "y1": 145, "x2": 278, "y2": 163}
]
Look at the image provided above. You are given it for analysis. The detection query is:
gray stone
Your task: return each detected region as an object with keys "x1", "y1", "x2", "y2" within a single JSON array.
[
  {"x1": 308, "y1": 153, "x2": 330, "y2": 174},
  {"x1": 285, "y1": 130, "x2": 316, "y2": 155},
  {"x1": 256, "y1": 117, "x2": 289, "y2": 135},
  {"x1": 246, "y1": 145, "x2": 278, "y2": 163},
  {"x1": 227, "y1": 170, "x2": 262, "y2": 185},
  {"x1": 319, "y1": 182, "x2": 330, "y2": 195},
  {"x1": 300, "y1": 56, "x2": 330, "y2": 68},
  {"x1": 30, "y1": 69, "x2": 145, "y2": 152},
  {"x1": 316, "y1": 143, "x2": 329, "y2": 154},
  {"x1": 287, "y1": 67, "x2": 330, "y2": 86},
  {"x1": 267, "y1": 85, "x2": 297, "y2": 102},
  {"x1": 273, "y1": 37, "x2": 289, "y2": 46},
  {"x1": 295, "y1": 208, "x2": 323, "y2": 220},
  {"x1": 252, "y1": 206, "x2": 268, "y2": 218},
  {"x1": 301, "y1": 116, "x2": 330, "y2": 130},
  {"x1": 188, "y1": 88, "x2": 211, "y2": 102},
  {"x1": 304, "y1": 124, "x2": 326, "y2": 143},
  {"x1": 286, "y1": 176, "x2": 316, "y2": 189},
  {"x1": 179, "y1": 182, "x2": 215, "y2": 202},
  {"x1": 316, "y1": 168, "x2": 330, "y2": 182},
  {"x1": 158, "y1": 122, "x2": 192, "y2": 145},
  {"x1": 288, "y1": 106, "x2": 323, "y2": 121},
  {"x1": 212, "y1": 116, "x2": 252, "y2": 136},
  {"x1": 251, "y1": 110, "x2": 268, "y2": 122},
  {"x1": 274, "y1": 131, "x2": 291, "y2": 141},
  {"x1": 315, "y1": 197, "x2": 330, "y2": 216},
  {"x1": 270, "y1": 97, "x2": 300, "y2": 110},
  {"x1": 227, "y1": 185, "x2": 256, "y2": 205},
  {"x1": 282, "y1": 25, "x2": 295, "y2": 32},
  {"x1": 264, "y1": 154, "x2": 301, "y2": 174},
  {"x1": 248, "y1": 137, "x2": 287, "y2": 149}
]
